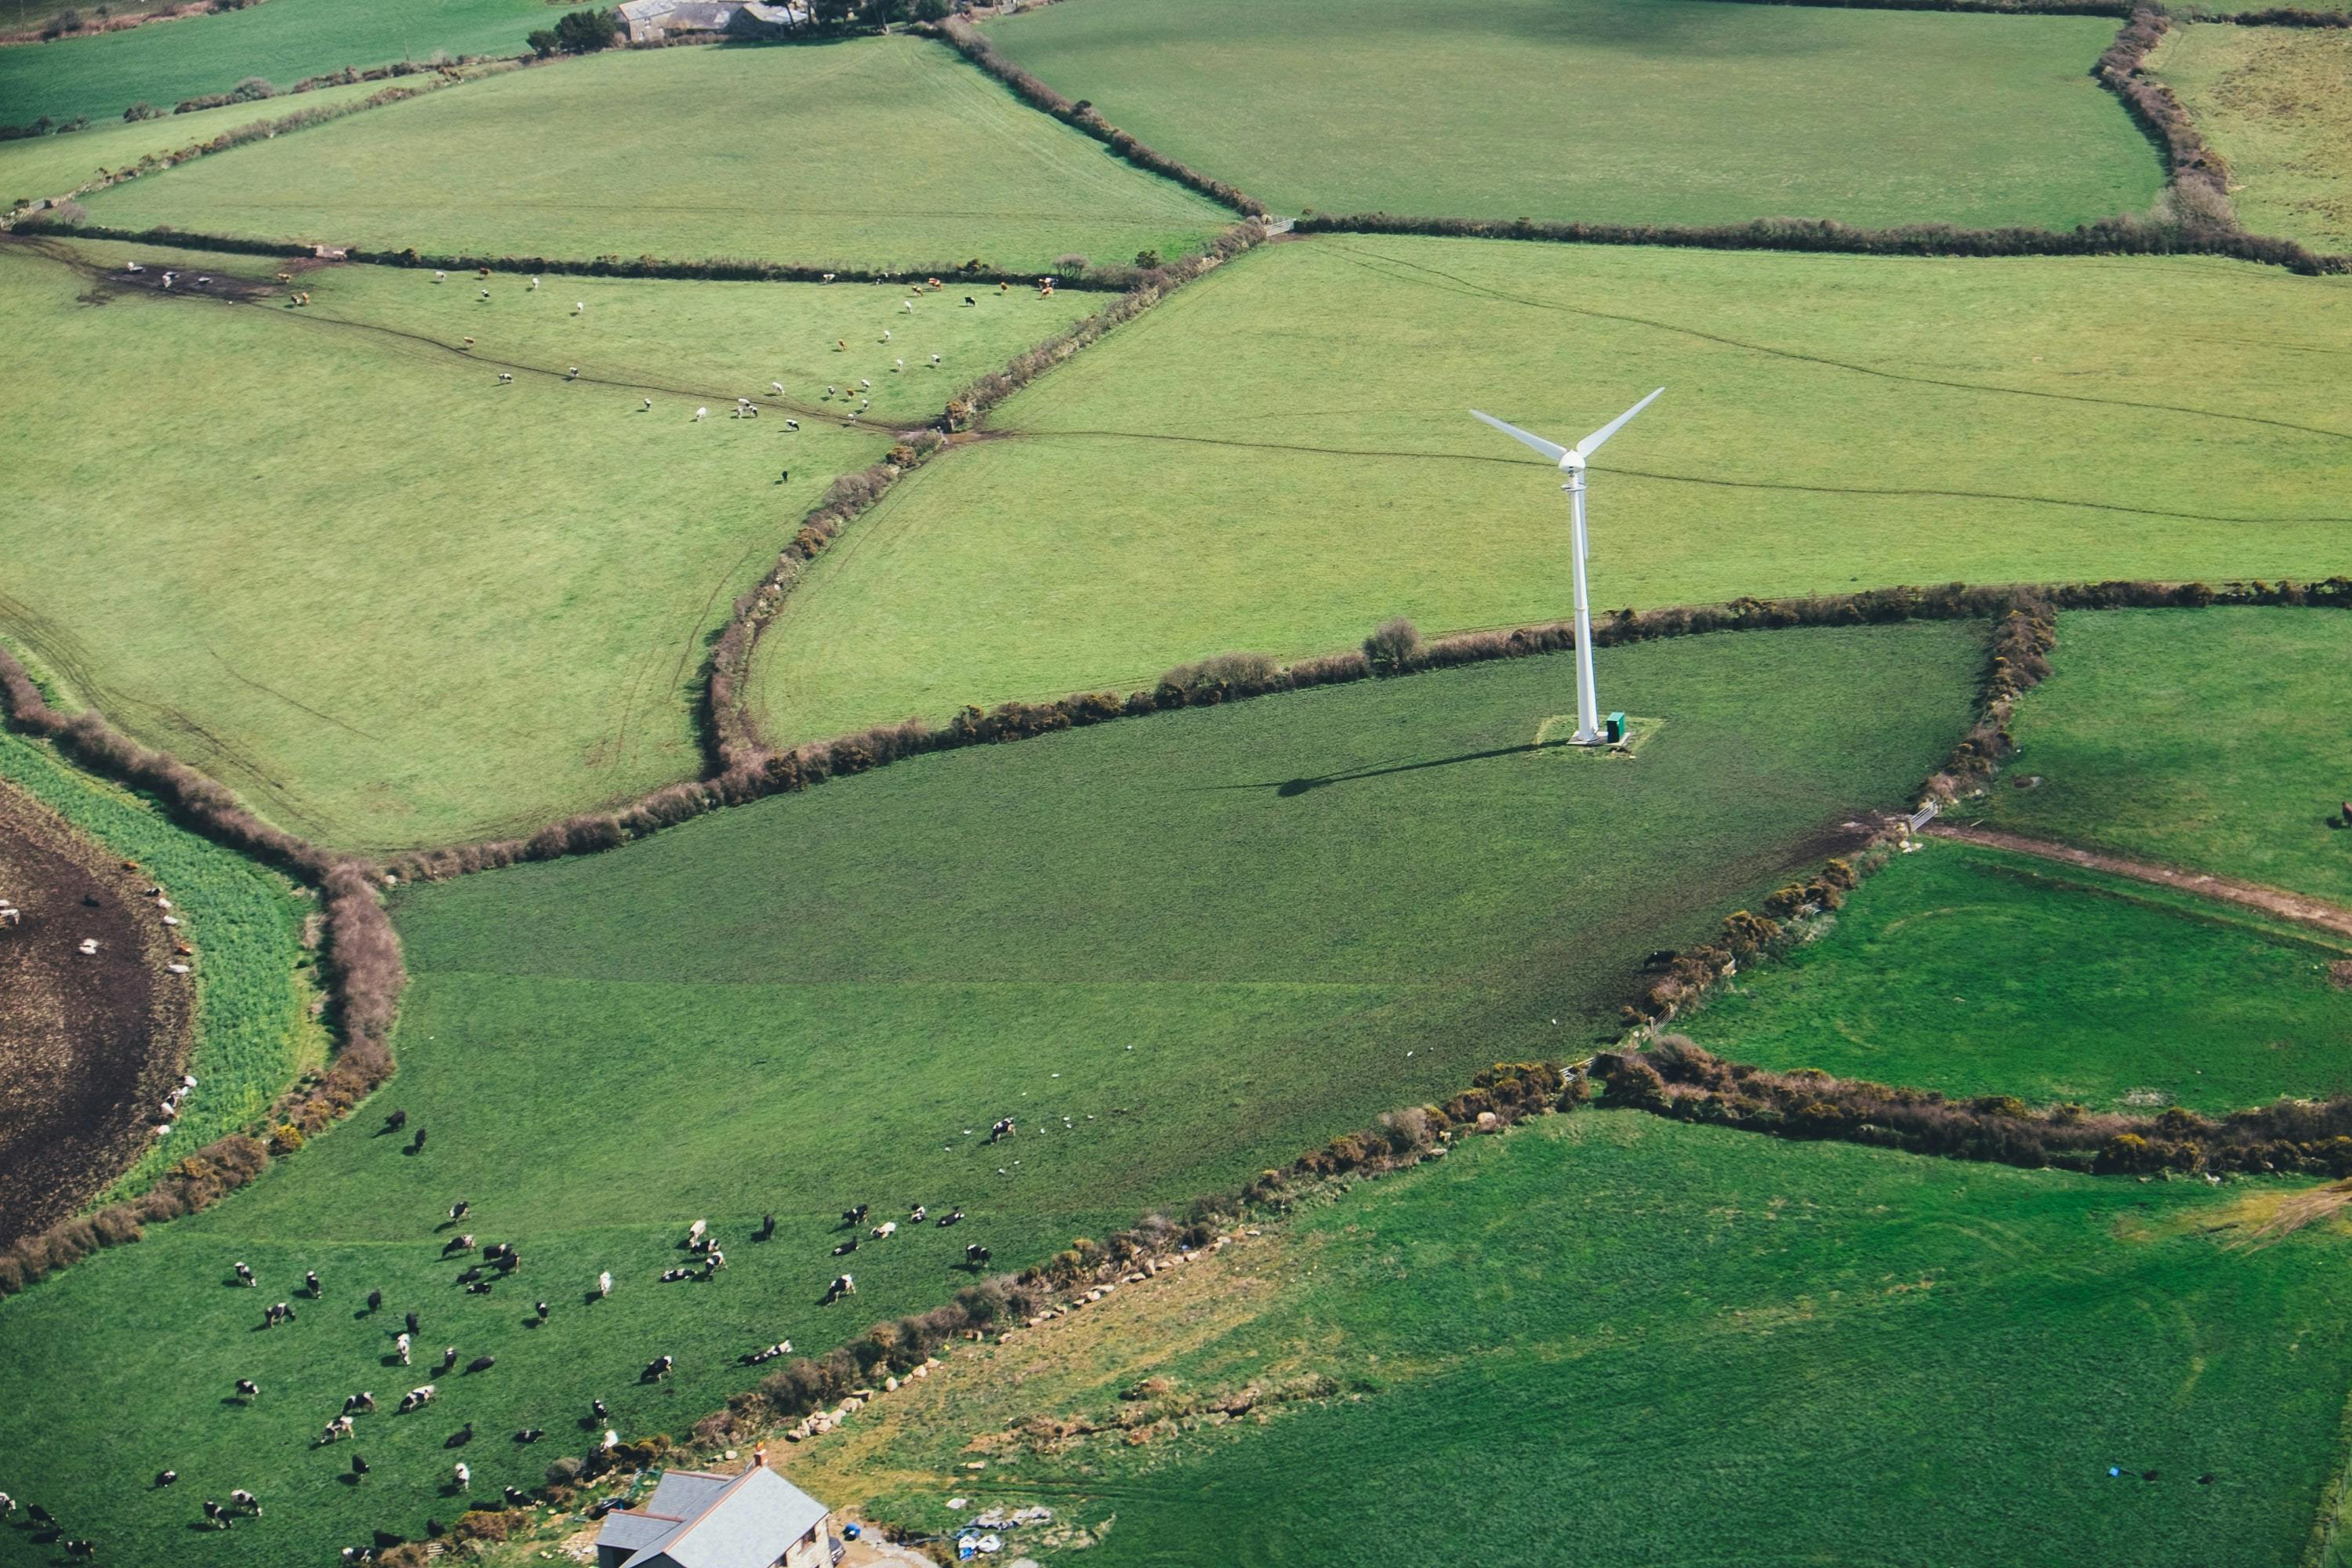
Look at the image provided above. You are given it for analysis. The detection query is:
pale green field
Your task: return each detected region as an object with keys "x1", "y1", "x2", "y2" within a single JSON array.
[
  {"x1": 0, "y1": 234, "x2": 1094, "y2": 850},
  {"x1": 986, "y1": 0, "x2": 2158, "y2": 229},
  {"x1": 2153, "y1": 20, "x2": 2352, "y2": 256},
  {"x1": 746, "y1": 234, "x2": 2352, "y2": 743},
  {"x1": 83, "y1": 39, "x2": 1238, "y2": 271},
  {"x1": 0, "y1": 75, "x2": 409, "y2": 207}
]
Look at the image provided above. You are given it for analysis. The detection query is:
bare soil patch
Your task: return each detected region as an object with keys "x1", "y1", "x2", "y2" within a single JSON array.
[{"x1": 0, "y1": 775, "x2": 188, "y2": 1247}]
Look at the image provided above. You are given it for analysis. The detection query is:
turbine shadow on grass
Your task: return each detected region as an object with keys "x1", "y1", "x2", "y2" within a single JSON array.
[{"x1": 1194, "y1": 737, "x2": 1577, "y2": 797}]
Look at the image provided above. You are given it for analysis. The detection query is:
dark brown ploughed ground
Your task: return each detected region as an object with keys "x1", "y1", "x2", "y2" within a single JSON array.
[{"x1": 0, "y1": 778, "x2": 187, "y2": 1247}]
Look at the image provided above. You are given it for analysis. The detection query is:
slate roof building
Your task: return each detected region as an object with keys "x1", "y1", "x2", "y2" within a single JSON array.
[
  {"x1": 613, "y1": 0, "x2": 805, "y2": 42},
  {"x1": 595, "y1": 1462, "x2": 838, "y2": 1568}
]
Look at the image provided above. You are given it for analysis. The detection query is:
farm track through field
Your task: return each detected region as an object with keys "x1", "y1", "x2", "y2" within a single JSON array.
[
  {"x1": 1324, "y1": 241, "x2": 2352, "y2": 446},
  {"x1": 995, "y1": 427, "x2": 2352, "y2": 527},
  {"x1": 1929, "y1": 822, "x2": 2352, "y2": 940}
]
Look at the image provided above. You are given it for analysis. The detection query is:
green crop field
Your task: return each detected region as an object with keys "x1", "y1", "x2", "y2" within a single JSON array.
[
  {"x1": 0, "y1": 74, "x2": 412, "y2": 208},
  {"x1": 0, "y1": 232, "x2": 1098, "y2": 851},
  {"x1": 746, "y1": 234, "x2": 2352, "y2": 745},
  {"x1": 985, "y1": 0, "x2": 2158, "y2": 230},
  {"x1": 0, "y1": 728, "x2": 321, "y2": 1200},
  {"x1": 788, "y1": 1112, "x2": 2352, "y2": 1568},
  {"x1": 0, "y1": 0, "x2": 547, "y2": 127},
  {"x1": 0, "y1": 622, "x2": 1977, "y2": 1565},
  {"x1": 1977, "y1": 608, "x2": 2352, "y2": 905},
  {"x1": 2153, "y1": 21, "x2": 2352, "y2": 256},
  {"x1": 83, "y1": 39, "x2": 1238, "y2": 272},
  {"x1": 1686, "y1": 837, "x2": 2352, "y2": 1115}
]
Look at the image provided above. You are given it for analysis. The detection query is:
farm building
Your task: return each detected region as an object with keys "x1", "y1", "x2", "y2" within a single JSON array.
[
  {"x1": 613, "y1": 0, "x2": 805, "y2": 42},
  {"x1": 594, "y1": 1461, "x2": 838, "y2": 1568}
]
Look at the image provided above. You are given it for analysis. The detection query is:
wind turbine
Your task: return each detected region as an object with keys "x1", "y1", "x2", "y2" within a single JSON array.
[{"x1": 1470, "y1": 387, "x2": 1664, "y2": 746}]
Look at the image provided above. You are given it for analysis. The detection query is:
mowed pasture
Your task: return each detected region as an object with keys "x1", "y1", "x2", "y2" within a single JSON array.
[
  {"x1": 1978, "y1": 608, "x2": 2352, "y2": 905},
  {"x1": 790, "y1": 1112, "x2": 2352, "y2": 1568},
  {"x1": 0, "y1": 729, "x2": 321, "y2": 1208},
  {"x1": 984, "y1": 0, "x2": 2158, "y2": 230},
  {"x1": 0, "y1": 0, "x2": 546, "y2": 126},
  {"x1": 84, "y1": 39, "x2": 1239, "y2": 272},
  {"x1": 0, "y1": 74, "x2": 410, "y2": 208},
  {"x1": 2153, "y1": 21, "x2": 2352, "y2": 256},
  {"x1": 0, "y1": 623, "x2": 1979, "y2": 1566},
  {"x1": 0, "y1": 233, "x2": 1096, "y2": 851},
  {"x1": 1686, "y1": 838, "x2": 2352, "y2": 1115},
  {"x1": 747, "y1": 234, "x2": 2352, "y2": 743}
]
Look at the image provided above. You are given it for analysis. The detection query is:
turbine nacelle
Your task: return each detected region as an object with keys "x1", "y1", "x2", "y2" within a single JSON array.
[{"x1": 1469, "y1": 387, "x2": 1664, "y2": 747}]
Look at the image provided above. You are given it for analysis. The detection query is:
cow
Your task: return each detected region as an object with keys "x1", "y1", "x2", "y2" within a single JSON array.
[{"x1": 965, "y1": 1243, "x2": 991, "y2": 1266}]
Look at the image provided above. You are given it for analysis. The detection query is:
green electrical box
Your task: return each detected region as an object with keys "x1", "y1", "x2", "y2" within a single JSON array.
[{"x1": 1605, "y1": 712, "x2": 1627, "y2": 743}]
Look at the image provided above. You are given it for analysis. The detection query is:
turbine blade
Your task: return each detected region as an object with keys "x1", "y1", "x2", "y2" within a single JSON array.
[
  {"x1": 1470, "y1": 409, "x2": 1567, "y2": 463},
  {"x1": 1577, "y1": 387, "x2": 1664, "y2": 459}
]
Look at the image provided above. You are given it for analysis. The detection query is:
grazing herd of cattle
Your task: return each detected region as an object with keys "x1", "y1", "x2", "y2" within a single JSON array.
[{"x1": 0, "y1": 1105, "x2": 1013, "y2": 1558}]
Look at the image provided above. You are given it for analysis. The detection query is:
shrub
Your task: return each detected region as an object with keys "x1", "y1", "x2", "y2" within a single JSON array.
[
  {"x1": 1052, "y1": 253, "x2": 1089, "y2": 272},
  {"x1": 1362, "y1": 616, "x2": 1422, "y2": 675},
  {"x1": 231, "y1": 76, "x2": 277, "y2": 102},
  {"x1": 1132, "y1": 247, "x2": 1163, "y2": 269},
  {"x1": 268, "y1": 1122, "x2": 307, "y2": 1155},
  {"x1": 122, "y1": 101, "x2": 161, "y2": 122},
  {"x1": 553, "y1": 7, "x2": 619, "y2": 52},
  {"x1": 527, "y1": 27, "x2": 559, "y2": 54}
]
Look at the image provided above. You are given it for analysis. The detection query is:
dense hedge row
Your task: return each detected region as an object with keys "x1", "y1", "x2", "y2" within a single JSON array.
[
  {"x1": 0, "y1": 647, "x2": 403, "y2": 1291},
  {"x1": 1596, "y1": 1038, "x2": 2352, "y2": 1178},
  {"x1": 1294, "y1": 209, "x2": 2343, "y2": 274},
  {"x1": 924, "y1": 18, "x2": 1268, "y2": 217},
  {"x1": 2098, "y1": 5, "x2": 2232, "y2": 198},
  {"x1": 0, "y1": 1134, "x2": 267, "y2": 1298},
  {"x1": 387, "y1": 575, "x2": 2352, "y2": 884}
]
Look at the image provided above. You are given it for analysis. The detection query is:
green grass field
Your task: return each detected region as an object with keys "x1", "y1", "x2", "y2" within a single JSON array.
[
  {"x1": 82, "y1": 38, "x2": 1238, "y2": 272},
  {"x1": 0, "y1": 727, "x2": 320, "y2": 1200},
  {"x1": 1686, "y1": 838, "x2": 2352, "y2": 1115},
  {"x1": 0, "y1": 0, "x2": 546, "y2": 125},
  {"x1": 0, "y1": 233, "x2": 1098, "y2": 851},
  {"x1": 1977, "y1": 608, "x2": 2352, "y2": 906},
  {"x1": 0, "y1": 74, "x2": 411, "y2": 207},
  {"x1": 2153, "y1": 21, "x2": 2352, "y2": 256},
  {"x1": 985, "y1": 0, "x2": 2157, "y2": 229},
  {"x1": 789, "y1": 1111, "x2": 2352, "y2": 1568},
  {"x1": 746, "y1": 234, "x2": 2352, "y2": 744},
  {"x1": 0, "y1": 622, "x2": 1978, "y2": 1565}
]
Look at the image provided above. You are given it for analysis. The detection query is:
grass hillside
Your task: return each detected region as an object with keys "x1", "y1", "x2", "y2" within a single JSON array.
[
  {"x1": 0, "y1": 74, "x2": 410, "y2": 206},
  {"x1": 0, "y1": 622, "x2": 1979, "y2": 1566},
  {"x1": 747, "y1": 234, "x2": 2352, "y2": 743},
  {"x1": 1686, "y1": 838, "x2": 2352, "y2": 1114},
  {"x1": 2152, "y1": 21, "x2": 2352, "y2": 256},
  {"x1": 786, "y1": 1112, "x2": 2352, "y2": 1568},
  {"x1": 985, "y1": 0, "x2": 2157, "y2": 229},
  {"x1": 1977, "y1": 608, "x2": 2352, "y2": 905},
  {"x1": 0, "y1": 233, "x2": 1094, "y2": 851},
  {"x1": 0, "y1": 0, "x2": 546, "y2": 126},
  {"x1": 0, "y1": 728, "x2": 320, "y2": 1201},
  {"x1": 84, "y1": 39, "x2": 1238, "y2": 271}
]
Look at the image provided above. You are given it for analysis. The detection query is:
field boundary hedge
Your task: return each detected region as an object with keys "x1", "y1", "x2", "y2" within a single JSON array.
[
  {"x1": 920, "y1": 18, "x2": 1268, "y2": 219},
  {"x1": 702, "y1": 221, "x2": 1268, "y2": 769},
  {"x1": 388, "y1": 575, "x2": 2352, "y2": 883},
  {"x1": 0, "y1": 643, "x2": 405, "y2": 1300},
  {"x1": 28, "y1": 220, "x2": 1178, "y2": 291},
  {"x1": 3, "y1": 77, "x2": 458, "y2": 220},
  {"x1": 1294, "y1": 206, "x2": 2343, "y2": 273}
]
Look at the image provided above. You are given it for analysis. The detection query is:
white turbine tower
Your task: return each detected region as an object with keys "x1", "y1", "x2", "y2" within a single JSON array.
[{"x1": 1471, "y1": 388, "x2": 1664, "y2": 746}]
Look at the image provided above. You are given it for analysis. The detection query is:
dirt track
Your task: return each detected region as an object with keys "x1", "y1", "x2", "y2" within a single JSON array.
[
  {"x1": 0, "y1": 779, "x2": 189, "y2": 1247},
  {"x1": 1929, "y1": 822, "x2": 2352, "y2": 942}
]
